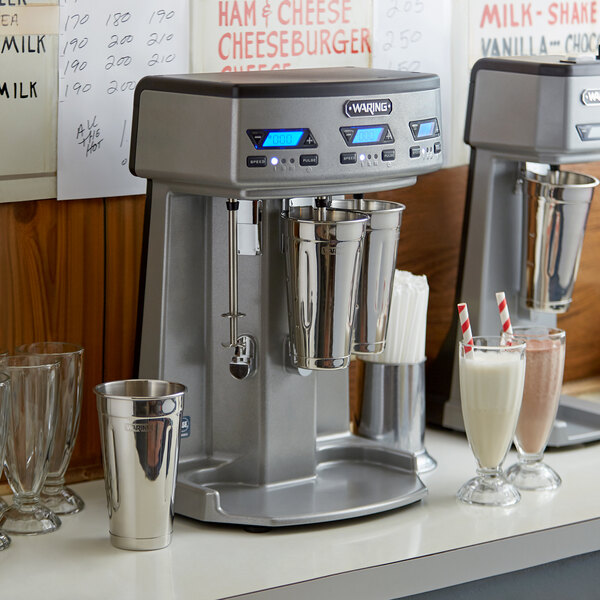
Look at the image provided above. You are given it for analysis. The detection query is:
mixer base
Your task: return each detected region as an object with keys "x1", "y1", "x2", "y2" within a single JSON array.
[
  {"x1": 174, "y1": 435, "x2": 427, "y2": 527},
  {"x1": 547, "y1": 395, "x2": 600, "y2": 447}
]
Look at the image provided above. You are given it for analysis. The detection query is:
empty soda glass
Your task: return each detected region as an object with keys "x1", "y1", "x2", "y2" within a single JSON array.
[
  {"x1": 457, "y1": 337, "x2": 526, "y2": 506},
  {"x1": 0, "y1": 350, "x2": 8, "y2": 515},
  {"x1": 0, "y1": 372, "x2": 11, "y2": 549},
  {"x1": 503, "y1": 327, "x2": 566, "y2": 491},
  {"x1": 0, "y1": 355, "x2": 61, "y2": 535},
  {"x1": 17, "y1": 342, "x2": 85, "y2": 514}
]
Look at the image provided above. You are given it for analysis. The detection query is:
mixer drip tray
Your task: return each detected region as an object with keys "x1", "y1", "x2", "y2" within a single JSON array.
[
  {"x1": 547, "y1": 395, "x2": 600, "y2": 447},
  {"x1": 175, "y1": 435, "x2": 426, "y2": 527}
]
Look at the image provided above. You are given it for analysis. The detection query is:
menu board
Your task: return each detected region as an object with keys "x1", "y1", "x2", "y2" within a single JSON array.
[
  {"x1": 372, "y1": 0, "x2": 452, "y2": 162},
  {"x1": 57, "y1": 0, "x2": 189, "y2": 200},
  {"x1": 0, "y1": 0, "x2": 59, "y2": 202},
  {"x1": 470, "y1": 0, "x2": 600, "y2": 63},
  {"x1": 192, "y1": 0, "x2": 372, "y2": 72}
]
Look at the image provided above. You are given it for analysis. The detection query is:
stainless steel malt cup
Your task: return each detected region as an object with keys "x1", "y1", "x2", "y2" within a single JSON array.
[
  {"x1": 359, "y1": 361, "x2": 436, "y2": 473},
  {"x1": 281, "y1": 206, "x2": 367, "y2": 370},
  {"x1": 95, "y1": 379, "x2": 185, "y2": 551},
  {"x1": 521, "y1": 170, "x2": 598, "y2": 313},
  {"x1": 331, "y1": 198, "x2": 404, "y2": 354}
]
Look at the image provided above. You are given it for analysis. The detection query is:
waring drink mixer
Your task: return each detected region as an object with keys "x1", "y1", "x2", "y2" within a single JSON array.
[
  {"x1": 429, "y1": 56, "x2": 600, "y2": 446},
  {"x1": 130, "y1": 67, "x2": 442, "y2": 526}
]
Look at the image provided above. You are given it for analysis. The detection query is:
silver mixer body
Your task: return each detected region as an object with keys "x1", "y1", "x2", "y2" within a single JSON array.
[{"x1": 130, "y1": 67, "x2": 443, "y2": 526}]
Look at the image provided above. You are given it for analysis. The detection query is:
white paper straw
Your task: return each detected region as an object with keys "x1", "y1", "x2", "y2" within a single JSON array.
[{"x1": 363, "y1": 270, "x2": 429, "y2": 364}]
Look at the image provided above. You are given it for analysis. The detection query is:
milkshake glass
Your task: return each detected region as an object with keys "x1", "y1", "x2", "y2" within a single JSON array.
[
  {"x1": 457, "y1": 337, "x2": 526, "y2": 506},
  {"x1": 504, "y1": 327, "x2": 565, "y2": 491}
]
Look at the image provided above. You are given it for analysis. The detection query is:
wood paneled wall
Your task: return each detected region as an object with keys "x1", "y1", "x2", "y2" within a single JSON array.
[
  {"x1": 0, "y1": 196, "x2": 145, "y2": 491},
  {"x1": 1, "y1": 161, "x2": 600, "y2": 489}
]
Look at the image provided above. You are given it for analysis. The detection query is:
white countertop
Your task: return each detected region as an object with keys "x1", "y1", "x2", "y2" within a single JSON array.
[{"x1": 2, "y1": 428, "x2": 600, "y2": 600}]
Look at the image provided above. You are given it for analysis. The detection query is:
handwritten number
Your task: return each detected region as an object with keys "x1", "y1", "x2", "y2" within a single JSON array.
[
  {"x1": 387, "y1": 0, "x2": 424, "y2": 17},
  {"x1": 147, "y1": 32, "x2": 175, "y2": 46},
  {"x1": 105, "y1": 55, "x2": 133, "y2": 70},
  {"x1": 108, "y1": 34, "x2": 134, "y2": 48},
  {"x1": 148, "y1": 53, "x2": 176, "y2": 67},
  {"x1": 106, "y1": 12, "x2": 131, "y2": 27},
  {"x1": 149, "y1": 10, "x2": 175, "y2": 24},
  {"x1": 64, "y1": 59, "x2": 88, "y2": 75},
  {"x1": 63, "y1": 37, "x2": 88, "y2": 54},
  {"x1": 107, "y1": 80, "x2": 137, "y2": 95},
  {"x1": 64, "y1": 12, "x2": 90, "y2": 32},
  {"x1": 65, "y1": 82, "x2": 92, "y2": 97}
]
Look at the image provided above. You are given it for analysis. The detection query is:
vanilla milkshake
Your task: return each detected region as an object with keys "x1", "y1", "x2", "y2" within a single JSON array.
[
  {"x1": 460, "y1": 348, "x2": 525, "y2": 469},
  {"x1": 457, "y1": 337, "x2": 526, "y2": 507}
]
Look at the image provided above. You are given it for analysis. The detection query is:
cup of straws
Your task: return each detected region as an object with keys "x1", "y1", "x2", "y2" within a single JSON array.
[{"x1": 359, "y1": 270, "x2": 436, "y2": 474}]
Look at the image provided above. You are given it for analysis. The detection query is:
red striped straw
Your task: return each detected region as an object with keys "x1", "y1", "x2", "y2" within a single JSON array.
[
  {"x1": 495, "y1": 291, "x2": 513, "y2": 335},
  {"x1": 457, "y1": 303, "x2": 473, "y2": 353}
]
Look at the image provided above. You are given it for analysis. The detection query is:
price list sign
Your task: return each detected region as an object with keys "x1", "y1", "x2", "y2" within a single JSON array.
[
  {"x1": 372, "y1": 0, "x2": 452, "y2": 162},
  {"x1": 57, "y1": 0, "x2": 189, "y2": 200}
]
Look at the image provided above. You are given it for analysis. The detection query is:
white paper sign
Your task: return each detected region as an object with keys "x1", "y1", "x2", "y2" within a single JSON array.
[
  {"x1": 57, "y1": 0, "x2": 190, "y2": 200},
  {"x1": 470, "y1": 0, "x2": 600, "y2": 64},
  {"x1": 372, "y1": 0, "x2": 453, "y2": 163},
  {"x1": 192, "y1": 0, "x2": 372, "y2": 72},
  {"x1": 0, "y1": 0, "x2": 58, "y2": 202}
]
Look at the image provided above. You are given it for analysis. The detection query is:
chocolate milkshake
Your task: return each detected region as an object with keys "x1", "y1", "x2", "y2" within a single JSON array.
[
  {"x1": 514, "y1": 337, "x2": 565, "y2": 455},
  {"x1": 505, "y1": 327, "x2": 566, "y2": 491}
]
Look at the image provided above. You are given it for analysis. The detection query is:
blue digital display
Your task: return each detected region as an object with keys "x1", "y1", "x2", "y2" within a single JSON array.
[
  {"x1": 262, "y1": 130, "x2": 304, "y2": 148},
  {"x1": 417, "y1": 121, "x2": 435, "y2": 137},
  {"x1": 352, "y1": 127, "x2": 383, "y2": 144}
]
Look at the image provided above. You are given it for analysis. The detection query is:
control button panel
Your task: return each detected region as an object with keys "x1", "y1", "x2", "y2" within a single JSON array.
[
  {"x1": 300, "y1": 154, "x2": 319, "y2": 166},
  {"x1": 247, "y1": 156, "x2": 267, "y2": 168},
  {"x1": 244, "y1": 116, "x2": 442, "y2": 173},
  {"x1": 340, "y1": 152, "x2": 357, "y2": 164}
]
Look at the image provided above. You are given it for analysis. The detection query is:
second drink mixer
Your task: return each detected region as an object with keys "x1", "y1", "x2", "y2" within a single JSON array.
[{"x1": 428, "y1": 56, "x2": 600, "y2": 446}]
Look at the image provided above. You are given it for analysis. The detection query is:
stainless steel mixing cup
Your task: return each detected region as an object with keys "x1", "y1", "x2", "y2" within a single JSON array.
[
  {"x1": 359, "y1": 361, "x2": 436, "y2": 474},
  {"x1": 331, "y1": 198, "x2": 404, "y2": 354},
  {"x1": 521, "y1": 170, "x2": 598, "y2": 313},
  {"x1": 281, "y1": 206, "x2": 368, "y2": 370},
  {"x1": 95, "y1": 379, "x2": 185, "y2": 551}
]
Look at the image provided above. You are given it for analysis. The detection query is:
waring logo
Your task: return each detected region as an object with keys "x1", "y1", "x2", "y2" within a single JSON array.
[
  {"x1": 344, "y1": 99, "x2": 392, "y2": 117},
  {"x1": 581, "y1": 89, "x2": 600, "y2": 106}
]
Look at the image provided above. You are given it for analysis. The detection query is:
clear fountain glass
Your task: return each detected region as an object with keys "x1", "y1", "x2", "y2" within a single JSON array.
[
  {"x1": 0, "y1": 355, "x2": 61, "y2": 535},
  {"x1": 457, "y1": 337, "x2": 526, "y2": 507},
  {"x1": 0, "y1": 372, "x2": 11, "y2": 549},
  {"x1": 17, "y1": 342, "x2": 85, "y2": 515},
  {"x1": 0, "y1": 349, "x2": 8, "y2": 516},
  {"x1": 503, "y1": 327, "x2": 565, "y2": 491}
]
